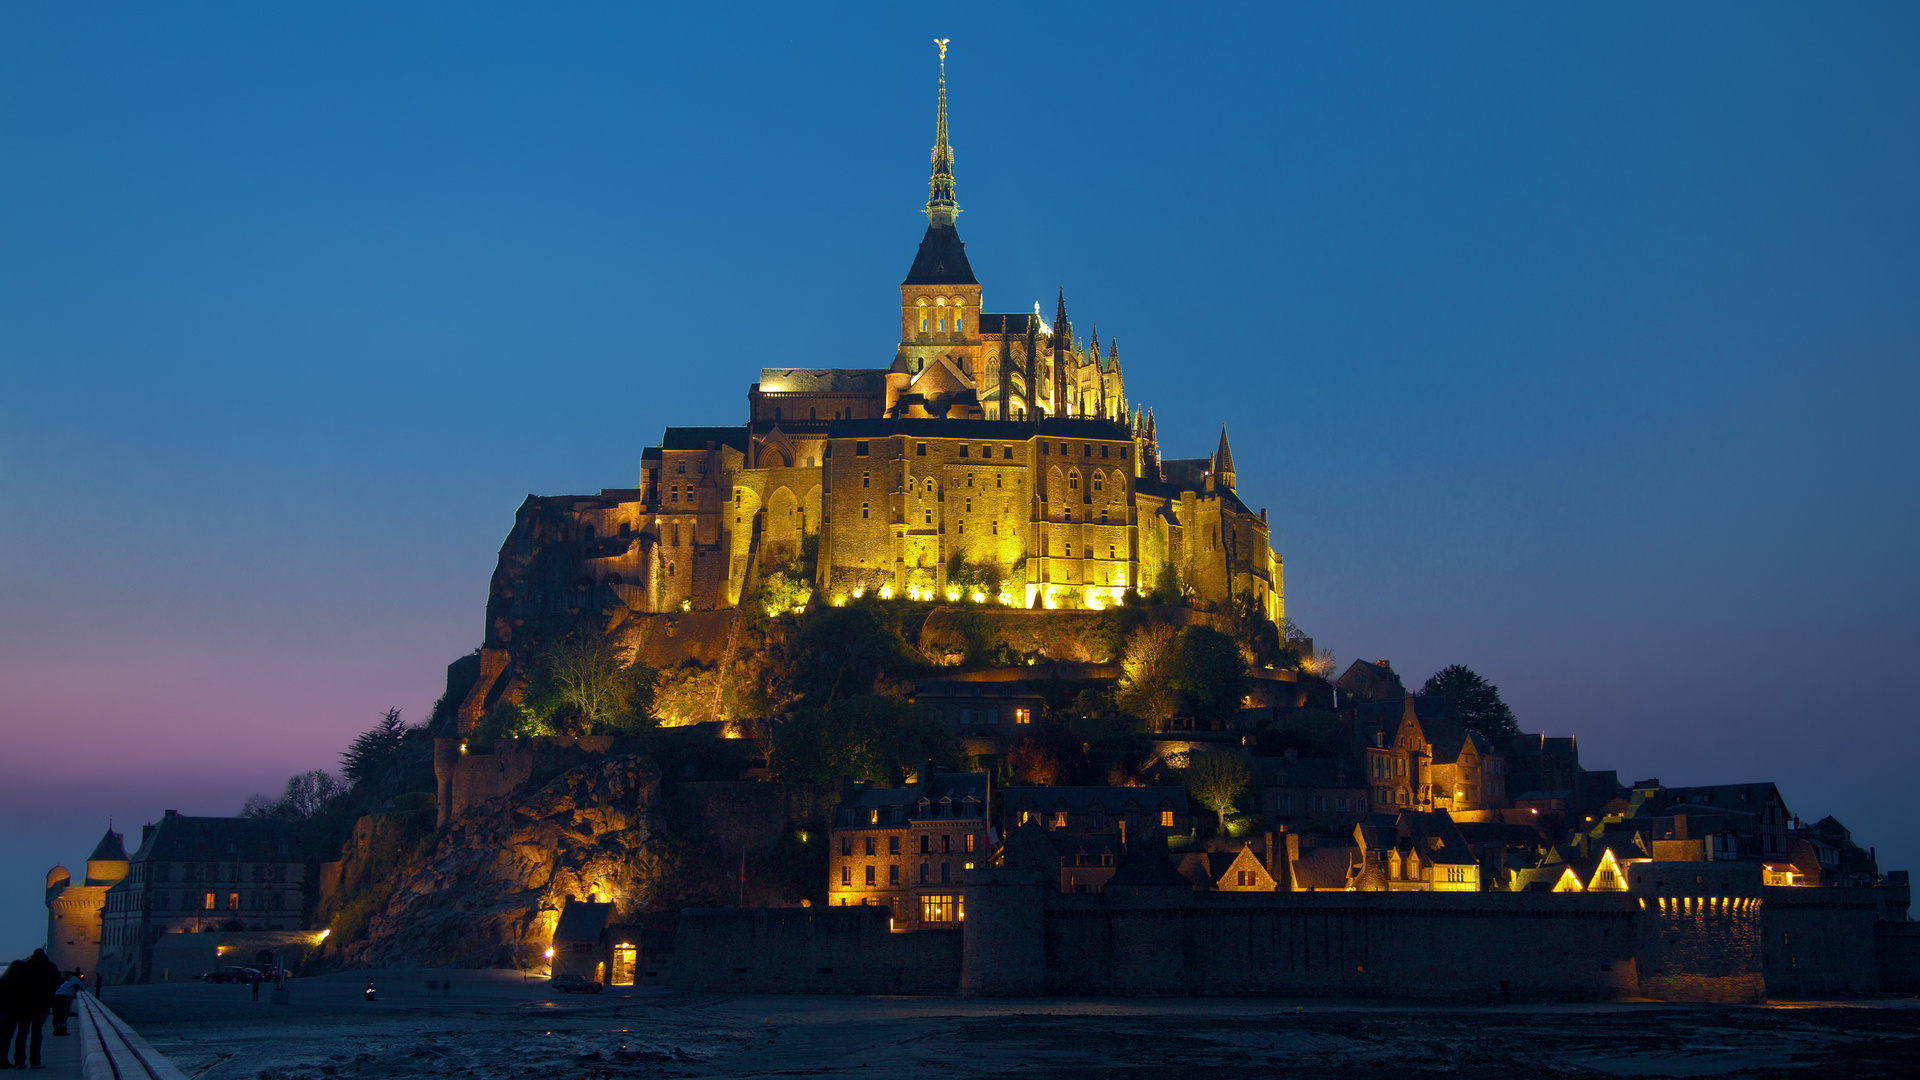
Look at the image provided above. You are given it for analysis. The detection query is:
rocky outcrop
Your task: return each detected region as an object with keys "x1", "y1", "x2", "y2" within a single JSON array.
[{"x1": 344, "y1": 754, "x2": 670, "y2": 968}]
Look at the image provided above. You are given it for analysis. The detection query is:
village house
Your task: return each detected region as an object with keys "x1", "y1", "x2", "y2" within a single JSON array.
[
  {"x1": 828, "y1": 767, "x2": 990, "y2": 927},
  {"x1": 1253, "y1": 751, "x2": 1369, "y2": 832}
]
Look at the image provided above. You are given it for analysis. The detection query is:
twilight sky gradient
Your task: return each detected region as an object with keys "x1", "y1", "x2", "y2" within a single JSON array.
[{"x1": 3, "y1": 3, "x2": 1916, "y2": 959}]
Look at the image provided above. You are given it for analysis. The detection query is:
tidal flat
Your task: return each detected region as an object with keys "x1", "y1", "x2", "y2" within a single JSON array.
[{"x1": 103, "y1": 969, "x2": 1920, "y2": 1079}]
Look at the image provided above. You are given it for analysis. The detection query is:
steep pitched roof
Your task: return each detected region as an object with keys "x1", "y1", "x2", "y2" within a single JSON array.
[
  {"x1": 903, "y1": 223, "x2": 977, "y2": 286},
  {"x1": 554, "y1": 899, "x2": 613, "y2": 942},
  {"x1": 87, "y1": 829, "x2": 128, "y2": 863},
  {"x1": 131, "y1": 812, "x2": 297, "y2": 863}
]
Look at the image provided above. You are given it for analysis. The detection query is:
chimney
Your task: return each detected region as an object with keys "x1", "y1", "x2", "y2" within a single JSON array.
[
  {"x1": 1263, "y1": 831, "x2": 1278, "y2": 873},
  {"x1": 1285, "y1": 832, "x2": 1303, "y2": 890}
]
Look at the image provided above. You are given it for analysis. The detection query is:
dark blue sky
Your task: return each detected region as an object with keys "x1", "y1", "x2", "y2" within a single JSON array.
[{"x1": 3, "y1": 4, "x2": 1915, "y2": 956}]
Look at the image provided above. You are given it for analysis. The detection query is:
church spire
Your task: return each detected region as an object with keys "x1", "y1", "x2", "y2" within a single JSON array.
[
  {"x1": 926, "y1": 40, "x2": 959, "y2": 226},
  {"x1": 1213, "y1": 425, "x2": 1237, "y2": 490}
]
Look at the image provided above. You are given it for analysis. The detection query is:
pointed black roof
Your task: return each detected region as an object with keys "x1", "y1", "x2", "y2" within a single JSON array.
[
  {"x1": 903, "y1": 222, "x2": 977, "y2": 286},
  {"x1": 87, "y1": 828, "x2": 127, "y2": 863}
]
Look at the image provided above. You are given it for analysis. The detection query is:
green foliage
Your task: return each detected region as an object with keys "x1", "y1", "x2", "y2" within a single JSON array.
[
  {"x1": 541, "y1": 632, "x2": 658, "y2": 733},
  {"x1": 1264, "y1": 707, "x2": 1344, "y2": 758},
  {"x1": 759, "y1": 570, "x2": 812, "y2": 615},
  {"x1": 1181, "y1": 747, "x2": 1254, "y2": 831},
  {"x1": 790, "y1": 598, "x2": 930, "y2": 706},
  {"x1": 340, "y1": 709, "x2": 408, "y2": 789},
  {"x1": 1169, "y1": 625, "x2": 1249, "y2": 726},
  {"x1": 1224, "y1": 812, "x2": 1265, "y2": 838},
  {"x1": 920, "y1": 608, "x2": 995, "y2": 666},
  {"x1": 773, "y1": 695, "x2": 960, "y2": 787},
  {"x1": 1419, "y1": 664, "x2": 1520, "y2": 743},
  {"x1": 1116, "y1": 623, "x2": 1180, "y2": 724}
]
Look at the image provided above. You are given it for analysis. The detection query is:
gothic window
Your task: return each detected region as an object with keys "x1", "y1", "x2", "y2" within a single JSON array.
[
  {"x1": 1092, "y1": 473, "x2": 1103, "y2": 493},
  {"x1": 1068, "y1": 471, "x2": 1079, "y2": 490}
]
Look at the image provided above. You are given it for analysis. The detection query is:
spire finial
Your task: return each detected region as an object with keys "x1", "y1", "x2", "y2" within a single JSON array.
[{"x1": 926, "y1": 41, "x2": 959, "y2": 226}]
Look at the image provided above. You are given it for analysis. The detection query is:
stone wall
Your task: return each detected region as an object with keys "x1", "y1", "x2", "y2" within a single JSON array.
[
  {"x1": 1040, "y1": 890, "x2": 1639, "y2": 1000},
  {"x1": 1875, "y1": 922, "x2": 1920, "y2": 993},
  {"x1": 1628, "y1": 861, "x2": 1765, "y2": 1004},
  {"x1": 148, "y1": 930, "x2": 326, "y2": 984},
  {"x1": 669, "y1": 907, "x2": 962, "y2": 994},
  {"x1": 956, "y1": 860, "x2": 1802, "y2": 1002},
  {"x1": 1760, "y1": 886, "x2": 1884, "y2": 996}
]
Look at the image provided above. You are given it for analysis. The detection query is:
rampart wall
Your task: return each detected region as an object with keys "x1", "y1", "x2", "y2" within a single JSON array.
[
  {"x1": 669, "y1": 907, "x2": 962, "y2": 994},
  {"x1": 1759, "y1": 886, "x2": 1883, "y2": 997},
  {"x1": 1875, "y1": 922, "x2": 1920, "y2": 993}
]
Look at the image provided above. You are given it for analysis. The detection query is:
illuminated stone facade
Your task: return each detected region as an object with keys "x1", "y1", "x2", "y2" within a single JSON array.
[
  {"x1": 43, "y1": 828, "x2": 129, "y2": 975},
  {"x1": 828, "y1": 771, "x2": 990, "y2": 927},
  {"x1": 473, "y1": 48, "x2": 1281, "y2": 642}
]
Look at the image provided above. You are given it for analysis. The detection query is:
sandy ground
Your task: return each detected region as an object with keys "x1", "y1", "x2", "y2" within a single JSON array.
[{"x1": 99, "y1": 970, "x2": 1920, "y2": 1079}]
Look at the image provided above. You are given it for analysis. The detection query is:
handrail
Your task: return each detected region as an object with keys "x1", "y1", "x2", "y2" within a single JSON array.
[{"x1": 74, "y1": 993, "x2": 189, "y2": 1080}]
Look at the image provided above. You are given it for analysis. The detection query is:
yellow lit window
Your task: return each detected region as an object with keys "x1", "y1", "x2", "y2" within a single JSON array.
[
  {"x1": 1160, "y1": 810, "x2": 1175, "y2": 828},
  {"x1": 920, "y1": 894, "x2": 961, "y2": 923},
  {"x1": 1052, "y1": 810, "x2": 1068, "y2": 829},
  {"x1": 1015, "y1": 709, "x2": 1030, "y2": 725},
  {"x1": 203, "y1": 892, "x2": 216, "y2": 910}
]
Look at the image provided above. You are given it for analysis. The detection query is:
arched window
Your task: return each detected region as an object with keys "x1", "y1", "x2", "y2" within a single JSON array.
[
  {"x1": 935, "y1": 297, "x2": 946, "y2": 333},
  {"x1": 1068, "y1": 470, "x2": 1080, "y2": 490},
  {"x1": 955, "y1": 305, "x2": 964, "y2": 334},
  {"x1": 1092, "y1": 473, "x2": 1103, "y2": 493}
]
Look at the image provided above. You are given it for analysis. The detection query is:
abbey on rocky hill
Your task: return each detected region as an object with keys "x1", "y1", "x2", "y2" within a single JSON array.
[{"x1": 474, "y1": 46, "x2": 1280, "y2": 661}]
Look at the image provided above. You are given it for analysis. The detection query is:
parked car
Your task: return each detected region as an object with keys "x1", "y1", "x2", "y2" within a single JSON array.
[
  {"x1": 550, "y1": 975, "x2": 603, "y2": 994},
  {"x1": 201, "y1": 966, "x2": 263, "y2": 984}
]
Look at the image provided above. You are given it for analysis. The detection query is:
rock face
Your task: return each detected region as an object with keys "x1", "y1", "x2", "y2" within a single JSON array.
[{"x1": 346, "y1": 754, "x2": 670, "y2": 968}]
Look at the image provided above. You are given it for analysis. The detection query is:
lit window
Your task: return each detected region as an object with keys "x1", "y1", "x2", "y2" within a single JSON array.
[
  {"x1": 1160, "y1": 810, "x2": 1175, "y2": 828},
  {"x1": 920, "y1": 895, "x2": 961, "y2": 923},
  {"x1": 1052, "y1": 810, "x2": 1068, "y2": 829},
  {"x1": 1015, "y1": 708, "x2": 1030, "y2": 725}
]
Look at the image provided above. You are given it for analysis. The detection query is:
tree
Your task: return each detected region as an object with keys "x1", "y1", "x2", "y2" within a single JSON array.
[
  {"x1": 1168, "y1": 625, "x2": 1248, "y2": 727},
  {"x1": 541, "y1": 632, "x2": 657, "y2": 733},
  {"x1": 1115, "y1": 623, "x2": 1179, "y2": 724},
  {"x1": 242, "y1": 770, "x2": 344, "y2": 821},
  {"x1": 1007, "y1": 736, "x2": 1061, "y2": 786},
  {"x1": 1181, "y1": 748, "x2": 1253, "y2": 832},
  {"x1": 1419, "y1": 664, "x2": 1519, "y2": 743},
  {"x1": 773, "y1": 696, "x2": 960, "y2": 787},
  {"x1": 340, "y1": 708, "x2": 408, "y2": 789}
]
